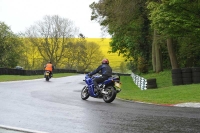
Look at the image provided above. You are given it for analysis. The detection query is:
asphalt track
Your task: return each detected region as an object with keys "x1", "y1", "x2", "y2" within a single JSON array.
[{"x1": 0, "y1": 74, "x2": 200, "y2": 133}]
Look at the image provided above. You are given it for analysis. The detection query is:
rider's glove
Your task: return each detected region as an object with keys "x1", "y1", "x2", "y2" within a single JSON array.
[
  {"x1": 87, "y1": 73, "x2": 92, "y2": 78},
  {"x1": 86, "y1": 74, "x2": 90, "y2": 77}
]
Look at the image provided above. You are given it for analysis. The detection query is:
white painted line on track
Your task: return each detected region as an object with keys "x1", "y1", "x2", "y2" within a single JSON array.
[
  {"x1": 0, "y1": 125, "x2": 48, "y2": 133},
  {"x1": 0, "y1": 78, "x2": 43, "y2": 83}
]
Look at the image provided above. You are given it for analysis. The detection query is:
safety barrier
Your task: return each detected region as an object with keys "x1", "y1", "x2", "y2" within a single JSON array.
[
  {"x1": 0, "y1": 68, "x2": 77, "y2": 76},
  {"x1": 131, "y1": 73, "x2": 147, "y2": 90},
  {"x1": 131, "y1": 73, "x2": 157, "y2": 90}
]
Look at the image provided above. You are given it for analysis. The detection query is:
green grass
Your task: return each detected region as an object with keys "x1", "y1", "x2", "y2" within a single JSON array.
[
  {"x1": 140, "y1": 70, "x2": 173, "y2": 88},
  {"x1": 0, "y1": 73, "x2": 77, "y2": 82},
  {"x1": 118, "y1": 70, "x2": 200, "y2": 105}
]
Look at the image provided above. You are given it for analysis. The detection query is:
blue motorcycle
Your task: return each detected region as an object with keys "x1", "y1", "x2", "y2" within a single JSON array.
[{"x1": 81, "y1": 74, "x2": 121, "y2": 103}]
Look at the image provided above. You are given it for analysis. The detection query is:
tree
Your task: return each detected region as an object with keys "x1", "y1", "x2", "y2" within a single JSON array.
[
  {"x1": 64, "y1": 38, "x2": 104, "y2": 72},
  {"x1": 81, "y1": 41, "x2": 104, "y2": 71},
  {"x1": 151, "y1": 29, "x2": 162, "y2": 72},
  {"x1": 90, "y1": 0, "x2": 152, "y2": 73},
  {"x1": 19, "y1": 37, "x2": 43, "y2": 70},
  {"x1": 147, "y1": 0, "x2": 200, "y2": 69},
  {"x1": 0, "y1": 22, "x2": 23, "y2": 68},
  {"x1": 25, "y1": 15, "x2": 78, "y2": 67},
  {"x1": 119, "y1": 62, "x2": 127, "y2": 73},
  {"x1": 63, "y1": 35, "x2": 87, "y2": 71}
]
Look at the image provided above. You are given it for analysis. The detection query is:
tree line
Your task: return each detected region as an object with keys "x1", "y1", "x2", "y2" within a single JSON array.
[
  {"x1": 0, "y1": 15, "x2": 104, "y2": 72},
  {"x1": 90, "y1": 0, "x2": 200, "y2": 73},
  {"x1": 1, "y1": 0, "x2": 200, "y2": 74}
]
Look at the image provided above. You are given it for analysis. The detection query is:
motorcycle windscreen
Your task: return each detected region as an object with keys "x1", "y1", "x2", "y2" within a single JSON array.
[{"x1": 85, "y1": 78, "x2": 93, "y2": 85}]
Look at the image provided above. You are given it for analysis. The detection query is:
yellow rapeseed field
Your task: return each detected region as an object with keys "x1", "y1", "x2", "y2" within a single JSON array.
[
  {"x1": 21, "y1": 37, "x2": 126, "y2": 72},
  {"x1": 86, "y1": 38, "x2": 125, "y2": 72}
]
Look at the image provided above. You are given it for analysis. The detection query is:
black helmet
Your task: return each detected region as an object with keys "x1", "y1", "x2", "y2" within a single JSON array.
[
  {"x1": 102, "y1": 58, "x2": 109, "y2": 64},
  {"x1": 48, "y1": 61, "x2": 51, "y2": 63}
]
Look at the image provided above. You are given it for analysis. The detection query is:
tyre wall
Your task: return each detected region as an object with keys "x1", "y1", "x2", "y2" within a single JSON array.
[
  {"x1": 171, "y1": 68, "x2": 182, "y2": 85},
  {"x1": 172, "y1": 67, "x2": 200, "y2": 85},
  {"x1": 191, "y1": 67, "x2": 200, "y2": 84},
  {"x1": 146, "y1": 78, "x2": 157, "y2": 89},
  {"x1": 181, "y1": 68, "x2": 192, "y2": 85}
]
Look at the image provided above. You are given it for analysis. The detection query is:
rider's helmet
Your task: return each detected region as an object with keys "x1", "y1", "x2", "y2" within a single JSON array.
[
  {"x1": 102, "y1": 58, "x2": 109, "y2": 64},
  {"x1": 48, "y1": 61, "x2": 51, "y2": 64}
]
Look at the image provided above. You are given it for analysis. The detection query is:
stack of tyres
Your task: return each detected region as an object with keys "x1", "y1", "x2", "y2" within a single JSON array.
[
  {"x1": 181, "y1": 68, "x2": 192, "y2": 85},
  {"x1": 0, "y1": 68, "x2": 2, "y2": 75},
  {"x1": 171, "y1": 68, "x2": 182, "y2": 85},
  {"x1": 191, "y1": 67, "x2": 200, "y2": 84},
  {"x1": 146, "y1": 78, "x2": 157, "y2": 89}
]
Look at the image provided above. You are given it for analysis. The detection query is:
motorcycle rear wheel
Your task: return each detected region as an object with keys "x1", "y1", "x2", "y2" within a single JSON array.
[
  {"x1": 45, "y1": 76, "x2": 49, "y2": 81},
  {"x1": 103, "y1": 86, "x2": 116, "y2": 103},
  {"x1": 81, "y1": 86, "x2": 89, "y2": 100}
]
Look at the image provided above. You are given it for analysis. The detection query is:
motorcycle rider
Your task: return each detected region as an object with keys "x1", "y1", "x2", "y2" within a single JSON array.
[
  {"x1": 44, "y1": 61, "x2": 54, "y2": 77},
  {"x1": 88, "y1": 58, "x2": 112, "y2": 92}
]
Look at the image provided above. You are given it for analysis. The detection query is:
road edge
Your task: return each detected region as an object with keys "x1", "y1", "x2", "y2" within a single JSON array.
[{"x1": 116, "y1": 97, "x2": 200, "y2": 108}]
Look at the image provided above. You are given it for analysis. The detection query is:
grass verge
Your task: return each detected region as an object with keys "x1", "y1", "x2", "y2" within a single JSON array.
[{"x1": 118, "y1": 70, "x2": 200, "y2": 105}]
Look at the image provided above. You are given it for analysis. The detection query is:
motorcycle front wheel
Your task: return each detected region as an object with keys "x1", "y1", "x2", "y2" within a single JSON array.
[
  {"x1": 81, "y1": 86, "x2": 90, "y2": 100},
  {"x1": 103, "y1": 86, "x2": 116, "y2": 103}
]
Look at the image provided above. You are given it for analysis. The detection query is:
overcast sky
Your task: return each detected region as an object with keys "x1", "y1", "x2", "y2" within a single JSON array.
[{"x1": 0, "y1": 0, "x2": 110, "y2": 38}]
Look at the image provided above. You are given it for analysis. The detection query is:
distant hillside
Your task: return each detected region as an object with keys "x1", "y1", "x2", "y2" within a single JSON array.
[{"x1": 86, "y1": 38, "x2": 125, "y2": 72}]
